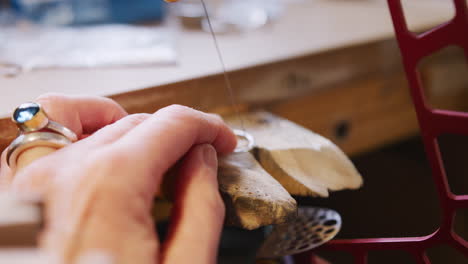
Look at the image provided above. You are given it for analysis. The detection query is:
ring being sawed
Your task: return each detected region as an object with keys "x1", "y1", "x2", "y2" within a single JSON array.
[{"x1": 233, "y1": 129, "x2": 255, "y2": 153}]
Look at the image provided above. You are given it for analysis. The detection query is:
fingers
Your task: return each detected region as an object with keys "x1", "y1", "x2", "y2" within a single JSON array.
[
  {"x1": 9, "y1": 113, "x2": 152, "y2": 193},
  {"x1": 0, "y1": 94, "x2": 128, "y2": 183},
  {"x1": 161, "y1": 144, "x2": 224, "y2": 264},
  {"x1": 112, "y1": 105, "x2": 236, "y2": 191},
  {"x1": 36, "y1": 93, "x2": 128, "y2": 138},
  {"x1": 80, "y1": 113, "x2": 151, "y2": 147}
]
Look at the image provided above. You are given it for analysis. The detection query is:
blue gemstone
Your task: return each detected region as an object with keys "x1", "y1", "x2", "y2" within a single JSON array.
[{"x1": 13, "y1": 103, "x2": 40, "y2": 123}]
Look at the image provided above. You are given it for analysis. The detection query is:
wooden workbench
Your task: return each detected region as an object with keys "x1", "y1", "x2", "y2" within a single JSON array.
[{"x1": 0, "y1": 0, "x2": 462, "y2": 156}]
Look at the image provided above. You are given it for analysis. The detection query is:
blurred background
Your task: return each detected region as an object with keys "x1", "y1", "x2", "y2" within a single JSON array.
[
  {"x1": 0, "y1": 0, "x2": 288, "y2": 72},
  {"x1": 0, "y1": 0, "x2": 467, "y2": 264}
]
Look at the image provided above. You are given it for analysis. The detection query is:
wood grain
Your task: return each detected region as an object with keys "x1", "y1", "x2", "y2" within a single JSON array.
[
  {"x1": 218, "y1": 152, "x2": 297, "y2": 230},
  {"x1": 268, "y1": 71, "x2": 419, "y2": 155}
]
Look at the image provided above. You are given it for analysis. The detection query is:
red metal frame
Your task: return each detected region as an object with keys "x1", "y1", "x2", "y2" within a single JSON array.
[{"x1": 295, "y1": 1, "x2": 468, "y2": 263}]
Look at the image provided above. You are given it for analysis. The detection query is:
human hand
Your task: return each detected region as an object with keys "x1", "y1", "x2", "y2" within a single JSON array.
[{"x1": 0, "y1": 94, "x2": 237, "y2": 264}]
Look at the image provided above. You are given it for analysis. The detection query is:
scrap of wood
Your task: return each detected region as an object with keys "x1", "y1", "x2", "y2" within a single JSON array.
[
  {"x1": 218, "y1": 152, "x2": 297, "y2": 230},
  {"x1": 225, "y1": 111, "x2": 363, "y2": 197},
  {"x1": 0, "y1": 192, "x2": 42, "y2": 247}
]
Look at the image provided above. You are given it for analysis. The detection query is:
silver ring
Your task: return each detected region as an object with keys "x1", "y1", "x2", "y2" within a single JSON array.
[
  {"x1": 12, "y1": 102, "x2": 77, "y2": 142},
  {"x1": 233, "y1": 129, "x2": 255, "y2": 153},
  {"x1": 6, "y1": 132, "x2": 72, "y2": 169}
]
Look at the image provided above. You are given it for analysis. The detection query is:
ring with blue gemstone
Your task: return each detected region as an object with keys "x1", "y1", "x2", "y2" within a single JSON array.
[{"x1": 12, "y1": 102, "x2": 77, "y2": 142}]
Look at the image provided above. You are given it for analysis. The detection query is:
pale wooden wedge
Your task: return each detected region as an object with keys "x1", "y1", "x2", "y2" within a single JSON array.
[{"x1": 225, "y1": 111, "x2": 363, "y2": 197}]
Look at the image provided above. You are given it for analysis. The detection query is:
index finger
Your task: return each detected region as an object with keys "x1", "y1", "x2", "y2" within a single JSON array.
[
  {"x1": 112, "y1": 105, "x2": 236, "y2": 190},
  {"x1": 36, "y1": 93, "x2": 128, "y2": 138}
]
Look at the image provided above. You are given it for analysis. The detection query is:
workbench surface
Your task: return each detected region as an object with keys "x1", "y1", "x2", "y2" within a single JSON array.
[{"x1": 0, "y1": 0, "x2": 453, "y2": 118}]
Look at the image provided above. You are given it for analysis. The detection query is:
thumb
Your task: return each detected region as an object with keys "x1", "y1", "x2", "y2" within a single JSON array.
[{"x1": 161, "y1": 144, "x2": 224, "y2": 264}]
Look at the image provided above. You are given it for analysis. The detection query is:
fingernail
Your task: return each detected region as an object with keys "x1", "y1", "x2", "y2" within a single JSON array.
[{"x1": 202, "y1": 145, "x2": 217, "y2": 168}]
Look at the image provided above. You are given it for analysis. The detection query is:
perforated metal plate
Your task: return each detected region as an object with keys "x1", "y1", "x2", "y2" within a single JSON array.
[{"x1": 256, "y1": 207, "x2": 341, "y2": 259}]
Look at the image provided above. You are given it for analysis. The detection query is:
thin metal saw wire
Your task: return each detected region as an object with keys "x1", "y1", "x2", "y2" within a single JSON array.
[{"x1": 200, "y1": 0, "x2": 246, "y2": 132}]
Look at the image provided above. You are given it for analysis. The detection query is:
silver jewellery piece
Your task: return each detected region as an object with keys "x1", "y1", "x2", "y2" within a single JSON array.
[
  {"x1": 233, "y1": 129, "x2": 255, "y2": 153},
  {"x1": 6, "y1": 132, "x2": 72, "y2": 169},
  {"x1": 12, "y1": 102, "x2": 77, "y2": 142}
]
